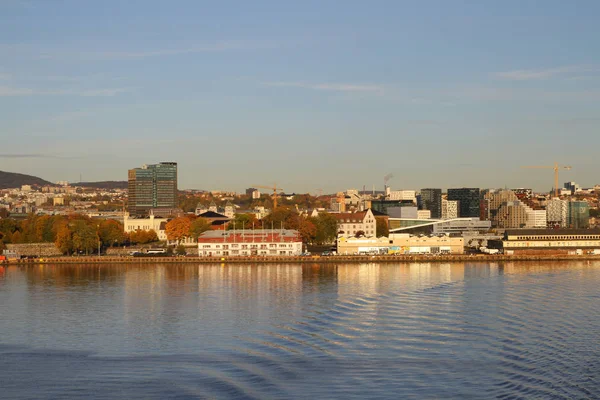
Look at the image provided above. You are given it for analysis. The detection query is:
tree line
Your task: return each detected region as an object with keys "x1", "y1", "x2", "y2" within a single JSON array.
[{"x1": 0, "y1": 214, "x2": 156, "y2": 255}]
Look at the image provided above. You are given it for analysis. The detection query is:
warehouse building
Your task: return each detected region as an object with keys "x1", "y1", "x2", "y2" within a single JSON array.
[{"x1": 501, "y1": 229, "x2": 600, "y2": 255}]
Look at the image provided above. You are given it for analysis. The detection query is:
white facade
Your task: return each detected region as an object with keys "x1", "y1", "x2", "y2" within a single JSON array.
[
  {"x1": 526, "y1": 210, "x2": 547, "y2": 228},
  {"x1": 417, "y1": 210, "x2": 431, "y2": 219},
  {"x1": 335, "y1": 209, "x2": 376, "y2": 237},
  {"x1": 123, "y1": 213, "x2": 168, "y2": 241},
  {"x1": 441, "y1": 199, "x2": 458, "y2": 220},
  {"x1": 547, "y1": 198, "x2": 568, "y2": 227},
  {"x1": 197, "y1": 229, "x2": 302, "y2": 257},
  {"x1": 389, "y1": 190, "x2": 416, "y2": 202}
]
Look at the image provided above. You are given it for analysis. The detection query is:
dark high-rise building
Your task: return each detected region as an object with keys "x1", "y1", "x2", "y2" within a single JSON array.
[
  {"x1": 420, "y1": 188, "x2": 442, "y2": 219},
  {"x1": 447, "y1": 188, "x2": 480, "y2": 218},
  {"x1": 128, "y1": 162, "x2": 178, "y2": 216}
]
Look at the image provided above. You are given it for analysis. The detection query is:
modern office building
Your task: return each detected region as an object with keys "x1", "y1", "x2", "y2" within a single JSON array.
[
  {"x1": 447, "y1": 188, "x2": 480, "y2": 218},
  {"x1": 128, "y1": 162, "x2": 178, "y2": 217},
  {"x1": 420, "y1": 188, "x2": 442, "y2": 219},
  {"x1": 442, "y1": 199, "x2": 458, "y2": 220},
  {"x1": 567, "y1": 201, "x2": 590, "y2": 229},
  {"x1": 547, "y1": 198, "x2": 568, "y2": 227}
]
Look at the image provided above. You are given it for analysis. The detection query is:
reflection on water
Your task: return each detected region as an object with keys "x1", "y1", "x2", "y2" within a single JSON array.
[{"x1": 1, "y1": 262, "x2": 600, "y2": 399}]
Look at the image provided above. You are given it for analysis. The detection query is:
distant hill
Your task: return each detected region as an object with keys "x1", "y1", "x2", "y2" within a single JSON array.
[
  {"x1": 74, "y1": 181, "x2": 128, "y2": 190},
  {"x1": 0, "y1": 170, "x2": 53, "y2": 189}
]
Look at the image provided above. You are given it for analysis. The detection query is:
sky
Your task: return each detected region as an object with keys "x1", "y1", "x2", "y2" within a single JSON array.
[{"x1": 1, "y1": 0, "x2": 599, "y2": 193}]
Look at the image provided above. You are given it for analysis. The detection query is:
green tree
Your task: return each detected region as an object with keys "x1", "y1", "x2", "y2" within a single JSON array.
[
  {"x1": 226, "y1": 213, "x2": 258, "y2": 230},
  {"x1": 190, "y1": 217, "x2": 211, "y2": 239},
  {"x1": 375, "y1": 216, "x2": 389, "y2": 237},
  {"x1": 310, "y1": 212, "x2": 338, "y2": 245}
]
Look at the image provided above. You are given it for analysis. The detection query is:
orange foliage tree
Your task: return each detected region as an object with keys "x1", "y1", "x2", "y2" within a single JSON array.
[{"x1": 165, "y1": 217, "x2": 192, "y2": 244}]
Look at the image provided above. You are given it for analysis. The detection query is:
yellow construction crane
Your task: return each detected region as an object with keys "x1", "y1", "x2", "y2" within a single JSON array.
[
  {"x1": 253, "y1": 184, "x2": 283, "y2": 209},
  {"x1": 521, "y1": 162, "x2": 572, "y2": 197}
]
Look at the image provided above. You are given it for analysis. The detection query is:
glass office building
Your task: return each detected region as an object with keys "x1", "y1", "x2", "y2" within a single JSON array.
[
  {"x1": 128, "y1": 162, "x2": 178, "y2": 216},
  {"x1": 447, "y1": 188, "x2": 481, "y2": 218},
  {"x1": 420, "y1": 188, "x2": 442, "y2": 219}
]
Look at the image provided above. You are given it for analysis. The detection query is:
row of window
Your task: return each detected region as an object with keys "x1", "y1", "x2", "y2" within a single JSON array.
[
  {"x1": 512, "y1": 235, "x2": 600, "y2": 241},
  {"x1": 201, "y1": 244, "x2": 295, "y2": 249},
  {"x1": 200, "y1": 250, "x2": 297, "y2": 256}
]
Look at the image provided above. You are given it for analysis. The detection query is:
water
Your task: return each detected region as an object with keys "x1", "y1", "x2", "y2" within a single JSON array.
[{"x1": 1, "y1": 262, "x2": 599, "y2": 399}]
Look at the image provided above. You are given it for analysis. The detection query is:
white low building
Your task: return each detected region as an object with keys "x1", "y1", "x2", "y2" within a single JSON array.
[
  {"x1": 197, "y1": 229, "x2": 302, "y2": 257},
  {"x1": 123, "y1": 213, "x2": 168, "y2": 241}
]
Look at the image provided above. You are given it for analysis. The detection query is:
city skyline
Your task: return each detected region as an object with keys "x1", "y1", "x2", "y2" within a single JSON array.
[{"x1": 2, "y1": 1, "x2": 600, "y2": 191}]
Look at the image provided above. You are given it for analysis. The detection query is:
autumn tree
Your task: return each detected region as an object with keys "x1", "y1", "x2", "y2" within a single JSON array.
[
  {"x1": 99, "y1": 219, "x2": 127, "y2": 247},
  {"x1": 165, "y1": 217, "x2": 192, "y2": 244},
  {"x1": 129, "y1": 229, "x2": 158, "y2": 244},
  {"x1": 55, "y1": 224, "x2": 73, "y2": 254},
  {"x1": 71, "y1": 220, "x2": 98, "y2": 255}
]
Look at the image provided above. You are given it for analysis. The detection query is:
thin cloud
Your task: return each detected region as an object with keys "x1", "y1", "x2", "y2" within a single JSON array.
[
  {"x1": 0, "y1": 153, "x2": 70, "y2": 159},
  {"x1": 0, "y1": 86, "x2": 131, "y2": 97},
  {"x1": 495, "y1": 65, "x2": 599, "y2": 81},
  {"x1": 82, "y1": 40, "x2": 278, "y2": 60},
  {"x1": 265, "y1": 81, "x2": 385, "y2": 93}
]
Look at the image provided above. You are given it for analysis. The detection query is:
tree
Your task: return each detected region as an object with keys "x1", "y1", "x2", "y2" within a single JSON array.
[
  {"x1": 165, "y1": 217, "x2": 192, "y2": 244},
  {"x1": 310, "y1": 212, "x2": 338, "y2": 245},
  {"x1": 99, "y1": 219, "x2": 127, "y2": 247},
  {"x1": 226, "y1": 213, "x2": 258, "y2": 231},
  {"x1": 190, "y1": 217, "x2": 211, "y2": 239},
  {"x1": 55, "y1": 224, "x2": 73, "y2": 254},
  {"x1": 375, "y1": 217, "x2": 389, "y2": 237},
  {"x1": 71, "y1": 221, "x2": 97, "y2": 255},
  {"x1": 355, "y1": 230, "x2": 365, "y2": 238},
  {"x1": 129, "y1": 229, "x2": 158, "y2": 244}
]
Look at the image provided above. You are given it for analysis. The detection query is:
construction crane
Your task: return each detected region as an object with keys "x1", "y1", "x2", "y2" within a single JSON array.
[
  {"x1": 253, "y1": 184, "x2": 283, "y2": 209},
  {"x1": 521, "y1": 162, "x2": 572, "y2": 197}
]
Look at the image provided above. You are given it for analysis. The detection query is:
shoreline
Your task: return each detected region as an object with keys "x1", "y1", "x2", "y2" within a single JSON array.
[{"x1": 3, "y1": 254, "x2": 600, "y2": 265}]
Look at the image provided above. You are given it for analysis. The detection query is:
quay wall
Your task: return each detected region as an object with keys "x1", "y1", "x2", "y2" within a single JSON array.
[{"x1": 3, "y1": 254, "x2": 600, "y2": 265}]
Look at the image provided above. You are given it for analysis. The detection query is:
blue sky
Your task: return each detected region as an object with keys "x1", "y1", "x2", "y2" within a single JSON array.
[{"x1": 1, "y1": 0, "x2": 599, "y2": 193}]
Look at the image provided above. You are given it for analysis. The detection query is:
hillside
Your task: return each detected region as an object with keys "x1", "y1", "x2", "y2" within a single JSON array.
[
  {"x1": 0, "y1": 170, "x2": 53, "y2": 189},
  {"x1": 74, "y1": 181, "x2": 128, "y2": 190}
]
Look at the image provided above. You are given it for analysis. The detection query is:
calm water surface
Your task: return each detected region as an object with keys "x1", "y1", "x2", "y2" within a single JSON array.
[{"x1": 0, "y1": 262, "x2": 599, "y2": 399}]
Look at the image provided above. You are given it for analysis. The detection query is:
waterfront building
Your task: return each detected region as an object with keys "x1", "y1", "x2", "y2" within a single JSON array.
[
  {"x1": 333, "y1": 209, "x2": 376, "y2": 237},
  {"x1": 568, "y1": 201, "x2": 590, "y2": 229},
  {"x1": 441, "y1": 199, "x2": 458, "y2": 220},
  {"x1": 337, "y1": 233, "x2": 464, "y2": 255},
  {"x1": 128, "y1": 162, "x2": 178, "y2": 217},
  {"x1": 388, "y1": 217, "x2": 491, "y2": 235},
  {"x1": 447, "y1": 188, "x2": 480, "y2": 218},
  {"x1": 197, "y1": 229, "x2": 302, "y2": 257},
  {"x1": 371, "y1": 199, "x2": 414, "y2": 216},
  {"x1": 501, "y1": 229, "x2": 600, "y2": 255},
  {"x1": 420, "y1": 189, "x2": 442, "y2": 219}
]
